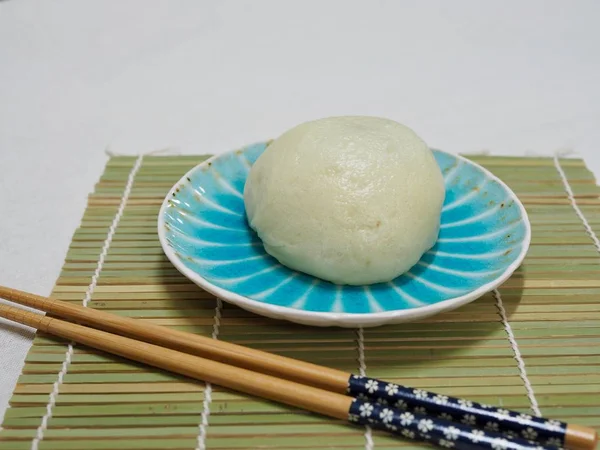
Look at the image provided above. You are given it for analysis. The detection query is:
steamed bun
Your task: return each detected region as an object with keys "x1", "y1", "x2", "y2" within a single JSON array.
[{"x1": 243, "y1": 116, "x2": 445, "y2": 285}]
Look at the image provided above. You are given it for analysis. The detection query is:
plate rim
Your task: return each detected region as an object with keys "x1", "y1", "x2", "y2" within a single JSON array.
[{"x1": 157, "y1": 144, "x2": 531, "y2": 327}]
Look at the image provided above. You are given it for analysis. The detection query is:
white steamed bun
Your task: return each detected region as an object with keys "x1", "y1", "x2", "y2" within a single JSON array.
[{"x1": 243, "y1": 116, "x2": 445, "y2": 285}]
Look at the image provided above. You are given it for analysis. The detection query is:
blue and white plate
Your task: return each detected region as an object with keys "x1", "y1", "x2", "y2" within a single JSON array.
[{"x1": 158, "y1": 143, "x2": 530, "y2": 328}]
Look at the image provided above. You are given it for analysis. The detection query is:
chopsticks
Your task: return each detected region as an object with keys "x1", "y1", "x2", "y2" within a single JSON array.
[
  {"x1": 0, "y1": 301, "x2": 545, "y2": 450},
  {"x1": 1, "y1": 286, "x2": 597, "y2": 450}
]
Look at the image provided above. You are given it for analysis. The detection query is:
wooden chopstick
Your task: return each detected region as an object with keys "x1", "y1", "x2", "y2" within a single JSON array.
[
  {"x1": 0, "y1": 302, "x2": 349, "y2": 418},
  {"x1": 1, "y1": 286, "x2": 597, "y2": 450},
  {"x1": 0, "y1": 301, "x2": 559, "y2": 450},
  {"x1": 0, "y1": 287, "x2": 349, "y2": 390}
]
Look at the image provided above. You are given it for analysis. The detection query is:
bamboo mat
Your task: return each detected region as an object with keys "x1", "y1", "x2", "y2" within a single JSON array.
[{"x1": 1, "y1": 153, "x2": 600, "y2": 450}]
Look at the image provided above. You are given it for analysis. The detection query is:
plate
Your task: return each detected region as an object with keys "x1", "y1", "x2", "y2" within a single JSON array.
[{"x1": 158, "y1": 142, "x2": 530, "y2": 328}]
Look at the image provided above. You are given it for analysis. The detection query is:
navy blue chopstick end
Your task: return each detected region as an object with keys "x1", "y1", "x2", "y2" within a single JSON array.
[
  {"x1": 347, "y1": 375, "x2": 566, "y2": 449},
  {"x1": 348, "y1": 397, "x2": 559, "y2": 450}
]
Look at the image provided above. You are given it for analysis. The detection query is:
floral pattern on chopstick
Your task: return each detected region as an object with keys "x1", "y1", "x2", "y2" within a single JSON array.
[
  {"x1": 347, "y1": 375, "x2": 566, "y2": 448},
  {"x1": 348, "y1": 398, "x2": 560, "y2": 450}
]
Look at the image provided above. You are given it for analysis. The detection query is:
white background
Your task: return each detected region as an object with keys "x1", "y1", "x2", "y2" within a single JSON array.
[{"x1": 1, "y1": 0, "x2": 599, "y2": 425}]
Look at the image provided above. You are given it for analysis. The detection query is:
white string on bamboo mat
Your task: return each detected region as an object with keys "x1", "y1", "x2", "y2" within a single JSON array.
[
  {"x1": 554, "y1": 152, "x2": 600, "y2": 253},
  {"x1": 30, "y1": 155, "x2": 144, "y2": 450},
  {"x1": 357, "y1": 327, "x2": 375, "y2": 450},
  {"x1": 492, "y1": 289, "x2": 542, "y2": 416},
  {"x1": 195, "y1": 297, "x2": 223, "y2": 450}
]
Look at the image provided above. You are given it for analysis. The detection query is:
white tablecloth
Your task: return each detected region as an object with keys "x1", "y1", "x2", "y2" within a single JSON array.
[{"x1": 1, "y1": 0, "x2": 600, "y2": 425}]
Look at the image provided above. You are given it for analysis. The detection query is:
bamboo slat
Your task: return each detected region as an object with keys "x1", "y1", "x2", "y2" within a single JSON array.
[{"x1": 1, "y1": 153, "x2": 600, "y2": 450}]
